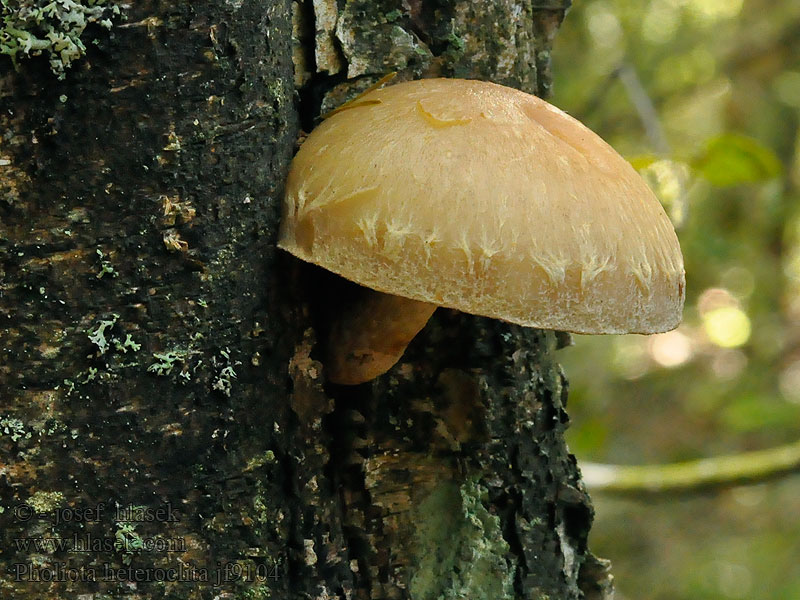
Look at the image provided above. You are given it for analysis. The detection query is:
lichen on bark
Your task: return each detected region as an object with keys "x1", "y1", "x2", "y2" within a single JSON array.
[
  {"x1": 1, "y1": 1, "x2": 298, "y2": 598},
  {"x1": 0, "y1": 1, "x2": 612, "y2": 598},
  {"x1": 409, "y1": 479, "x2": 516, "y2": 600},
  {"x1": 287, "y1": 0, "x2": 611, "y2": 597},
  {"x1": 0, "y1": 0, "x2": 122, "y2": 77}
]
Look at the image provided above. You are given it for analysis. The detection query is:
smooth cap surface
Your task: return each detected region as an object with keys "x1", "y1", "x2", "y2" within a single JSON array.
[{"x1": 278, "y1": 78, "x2": 685, "y2": 334}]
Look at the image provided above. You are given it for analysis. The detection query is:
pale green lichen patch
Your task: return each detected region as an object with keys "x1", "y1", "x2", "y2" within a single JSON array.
[
  {"x1": 211, "y1": 347, "x2": 240, "y2": 397},
  {"x1": 335, "y1": 1, "x2": 431, "y2": 78},
  {"x1": 0, "y1": 416, "x2": 30, "y2": 442},
  {"x1": 115, "y1": 334, "x2": 141, "y2": 354},
  {"x1": 87, "y1": 314, "x2": 119, "y2": 355},
  {"x1": 409, "y1": 479, "x2": 516, "y2": 600},
  {"x1": 55, "y1": 316, "x2": 142, "y2": 400},
  {"x1": 245, "y1": 450, "x2": 276, "y2": 472},
  {"x1": 27, "y1": 490, "x2": 65, "y2": 513},
  {"x1": 0, "y1": 0, "x2": 122, "y2": 78},
  {"x1": 95, "y1": 248, "x2": 118, "y2": 279},
  {"x1": 147, "y1": 348, "x2": 196, "y2": 379}
]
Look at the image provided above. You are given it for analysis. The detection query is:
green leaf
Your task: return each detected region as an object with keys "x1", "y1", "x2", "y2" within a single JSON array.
[
  {"x1": 693, "y1": 133, "x2": 782, "y2": 187},
  {"x1": 628, "y1": 154, "x2": 660, "y2": 170},
  {"x1": 720, "y1": 395, "x2": 800, "y2": 433}
]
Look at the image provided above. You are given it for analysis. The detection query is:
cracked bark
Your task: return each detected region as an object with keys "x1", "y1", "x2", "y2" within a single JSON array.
[{"x1": 0, "y1": 1, "x2": 613, "y2": 598}]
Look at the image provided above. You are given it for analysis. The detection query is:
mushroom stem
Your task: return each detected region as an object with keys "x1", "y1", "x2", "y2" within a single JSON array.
[{"x1": 326, "y1": 291, "x2": 437, "y2": 385}]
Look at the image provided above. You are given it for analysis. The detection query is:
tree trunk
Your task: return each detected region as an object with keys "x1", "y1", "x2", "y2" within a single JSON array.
[{"x1": 0, "y1": 1, "x2": 612, "y2": 599}]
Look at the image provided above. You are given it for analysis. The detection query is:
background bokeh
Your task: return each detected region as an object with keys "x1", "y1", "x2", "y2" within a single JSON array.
[{"x1": 550, "y1": 1, "x2": 800, "y2": 598}]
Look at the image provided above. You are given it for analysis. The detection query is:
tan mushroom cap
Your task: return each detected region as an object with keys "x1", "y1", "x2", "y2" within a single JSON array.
[{"x1": 279, "y1": 78, "x2": 685, "y2": 334}]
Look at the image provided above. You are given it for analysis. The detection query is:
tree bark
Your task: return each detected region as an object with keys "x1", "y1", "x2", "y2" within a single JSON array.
[{"x1": 0, "y1": 1, "x2": 612, "y2": 599}]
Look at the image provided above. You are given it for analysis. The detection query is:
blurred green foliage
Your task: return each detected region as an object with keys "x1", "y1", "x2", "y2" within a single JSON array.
[
  {"x1": 550, "y1": 0, "x2": 800, "y2": 598},
  {"x1": 694, "y1": 133, "x2": 782, "y2": 186}
]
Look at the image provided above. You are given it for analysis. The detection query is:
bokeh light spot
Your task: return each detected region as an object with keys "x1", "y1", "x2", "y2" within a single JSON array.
[
  {"x1": 720, "y1": 266, "x2": 755, "y2": 299},
  {"x1": 710, "y1": 349, "x2": 747, "y2": 380},
  {"x1": 688, "y1": 0, "x2": 744, "y2": 22},
  {"x1": 649, "y1": 330, "x2": 693, "y2": 367},
  {"x1": 715, "y1": 560, "x2": 752, "y2": 599},
  {"x1": 697, "y1": 287, "x2": 738, "y2": 315},
  {"x1": 703, "y1": 306, "x2": 751, "y2": 347},
  {"x1": 773, "y1": 71, "x2": 800, "y2": 108},
  {"x1": 779, "y1": 360, "x2": 800, "y2": 403},
  {"x1": 612, "y1": 338, "x2": 650, "y2": 380},
  {"x1": 585, "y1": 2, "x2": 623, "y2": 48}
]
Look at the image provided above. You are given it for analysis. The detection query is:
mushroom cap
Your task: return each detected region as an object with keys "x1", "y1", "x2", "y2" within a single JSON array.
[{"x1": 278, "y1": 78, "x2": 685, "y2": 334}]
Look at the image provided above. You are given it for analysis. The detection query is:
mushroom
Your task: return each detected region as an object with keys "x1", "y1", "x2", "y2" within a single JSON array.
[{"x1": 278, "y1": 78, "x2": 685, "y2": 385}]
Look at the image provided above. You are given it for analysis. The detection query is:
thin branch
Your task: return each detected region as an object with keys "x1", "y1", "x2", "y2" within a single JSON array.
[
  {"x1": 616, "y1": 63, "x2": 671, "y2": 155},
  {"x1": 615, "y1": 62, "x2": 689, "y2": 228},
  {"x1": 580, "y1": 439, "x2": 800, "y2": 496},
  {"x1": 576, "y1": 61, "x2": 670, "y2": 154}
]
